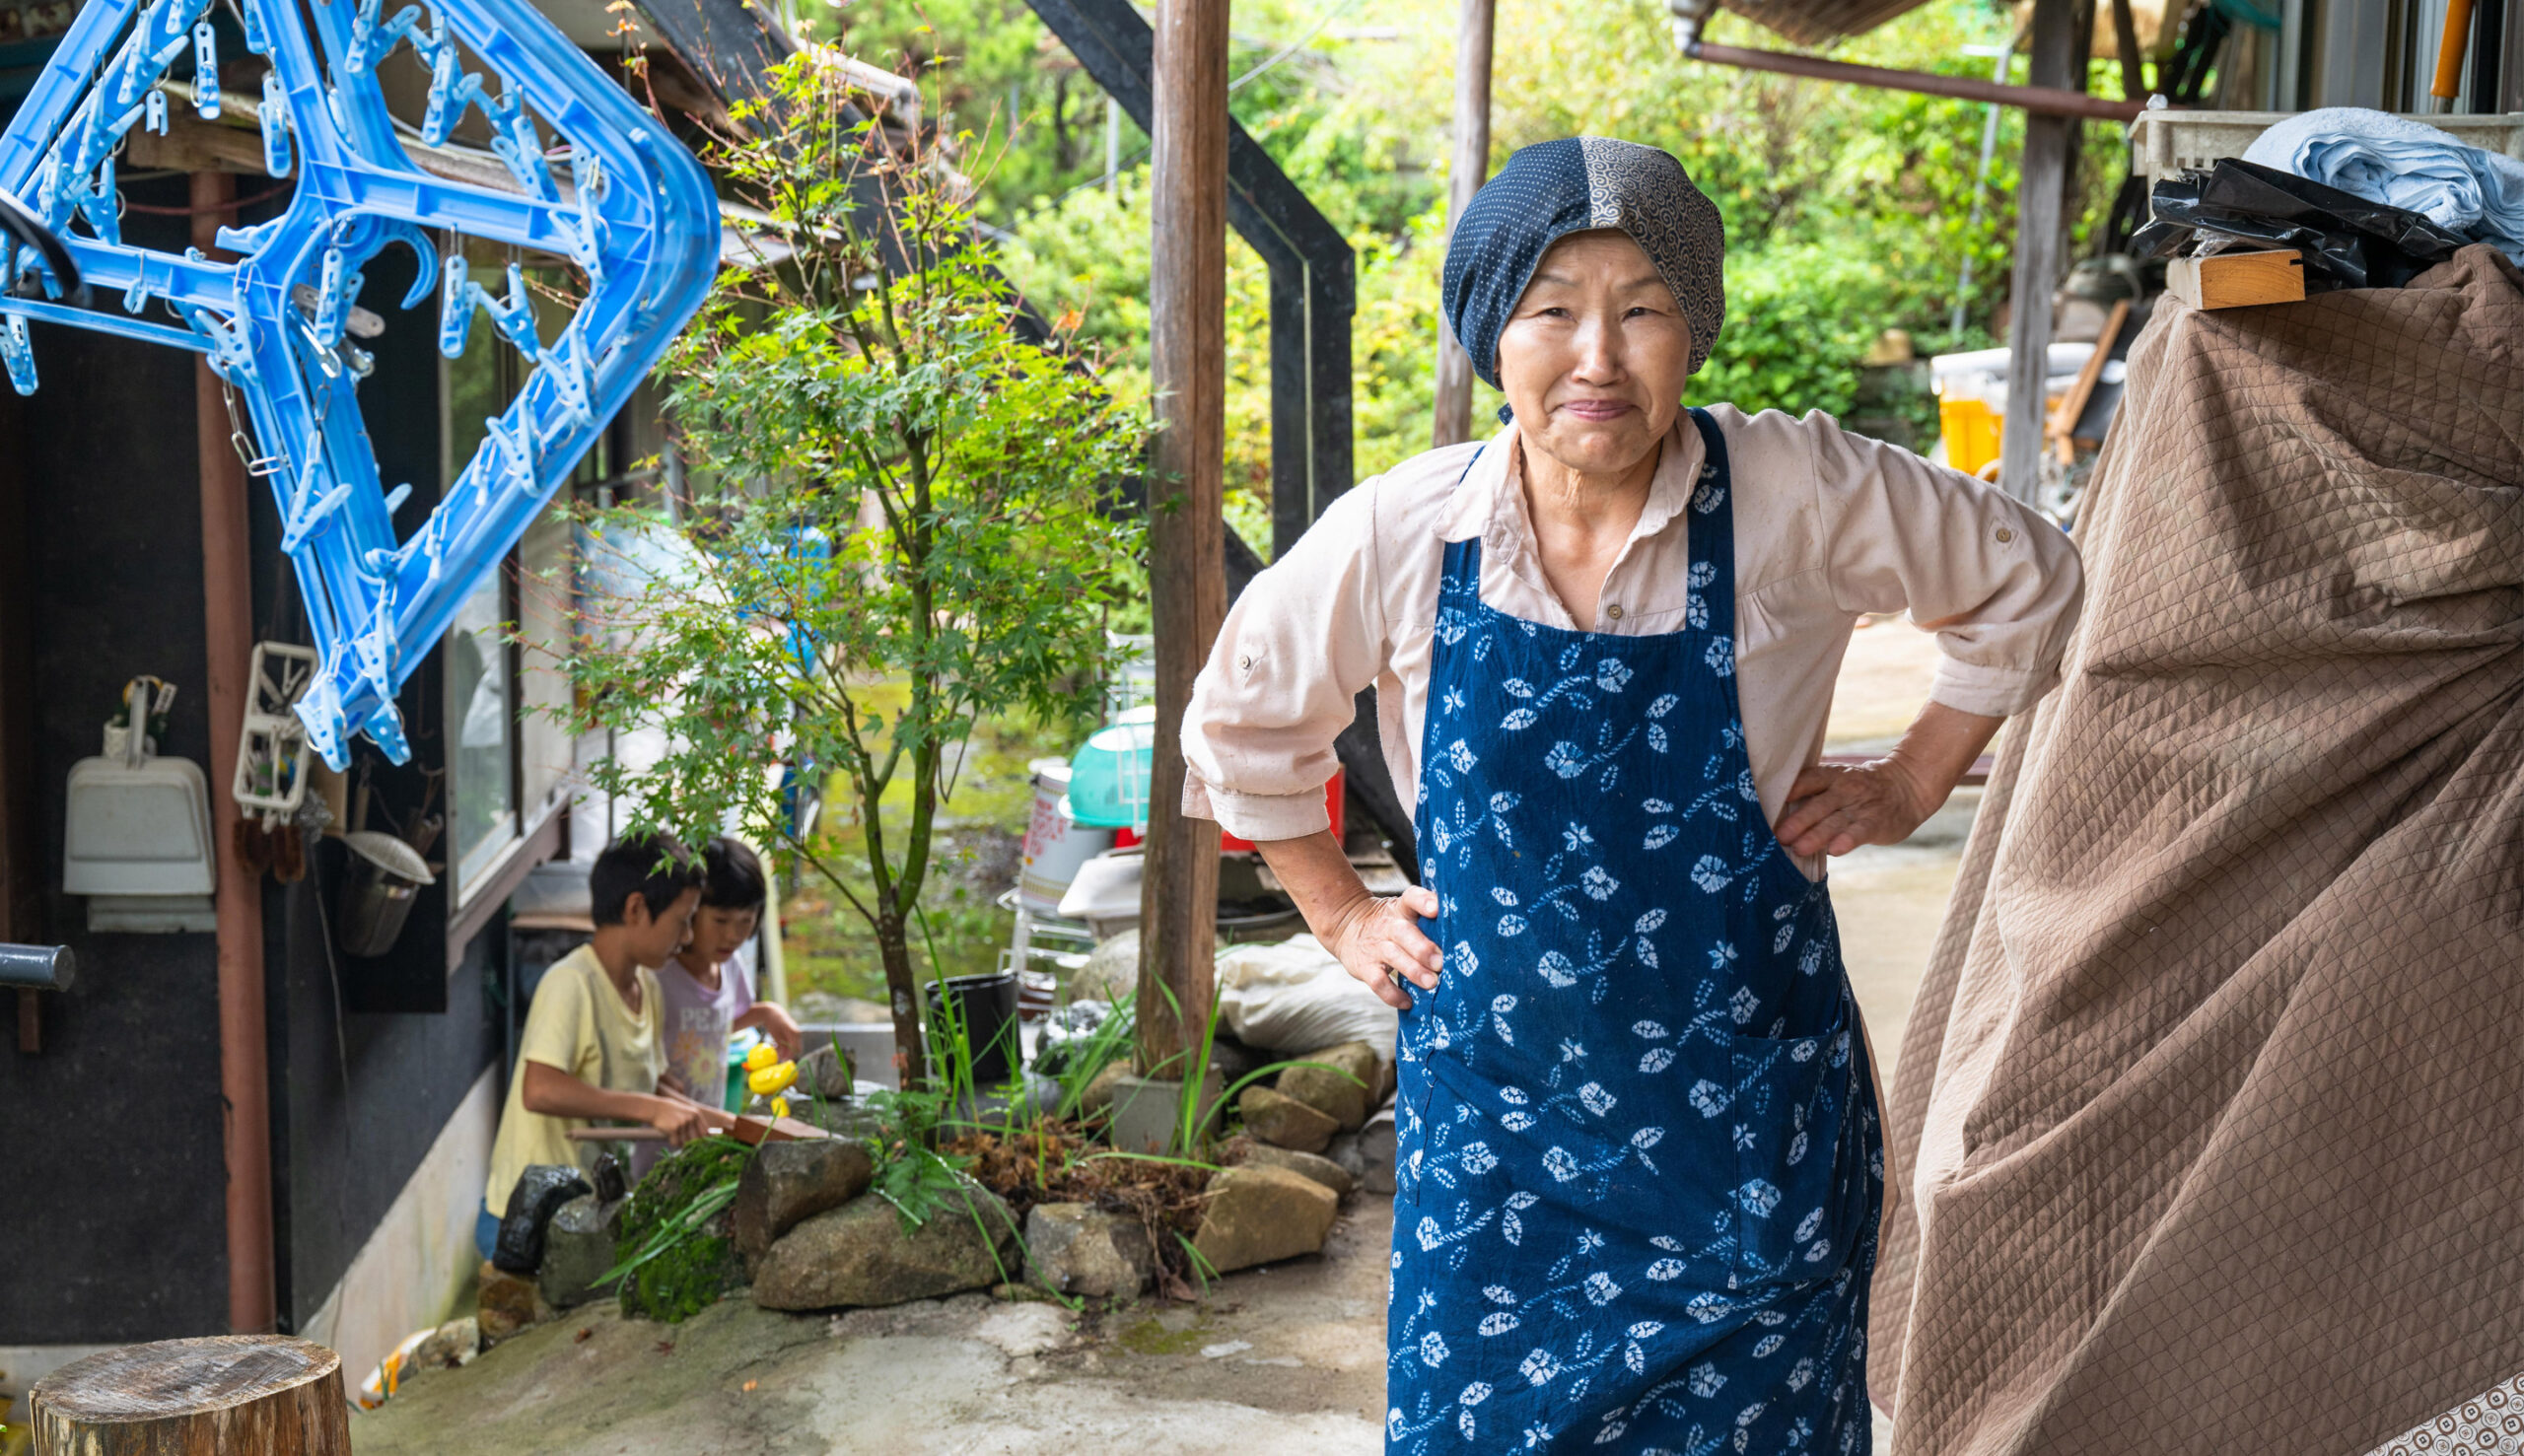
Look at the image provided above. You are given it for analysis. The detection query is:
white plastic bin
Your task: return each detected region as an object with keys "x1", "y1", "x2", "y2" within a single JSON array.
[{"x1": 2128, "y1": 108, "x2": 2524, "y2": 188}]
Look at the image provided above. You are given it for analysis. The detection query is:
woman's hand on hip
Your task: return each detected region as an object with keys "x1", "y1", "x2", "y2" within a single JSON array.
[
  {"x1": 1774, "y1": 700, "x2": 2002, "y2": 859},
  {"x1": 1773, "y1": 761, "x2": 1938, "y2": 859},
  {"x1": 1250, "y1": 826, "x2": 1443, "y2": 1010},
  {"x1": 1323, "y1": 886, "x2": 1444, "y2": 1010}
]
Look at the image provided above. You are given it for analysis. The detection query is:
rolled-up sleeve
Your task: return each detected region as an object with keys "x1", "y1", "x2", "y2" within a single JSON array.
[
  {"x1": 1182, "y1": 481, "x2": 1392, "y2": 842},
  {"x1": 1807, "y1": 416, "x2": 2084, "y2": 718}
]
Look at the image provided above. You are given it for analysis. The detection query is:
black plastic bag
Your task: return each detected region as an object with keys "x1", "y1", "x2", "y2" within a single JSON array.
[
  {"x1": 2132, "y1": 159, "x2": 2467, "y2": 291},
  {"x1": 492, "y1": 1163, "x2": 594, "y2": 1275}
]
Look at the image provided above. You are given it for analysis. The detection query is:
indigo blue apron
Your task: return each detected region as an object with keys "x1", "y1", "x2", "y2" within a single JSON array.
[{"x1": 1387, "y1": 409, "x2": 1883, "y2": 1455}]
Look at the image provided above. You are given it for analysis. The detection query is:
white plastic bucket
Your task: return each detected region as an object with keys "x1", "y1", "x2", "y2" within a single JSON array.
[{"x1": 1019, "y1": 761, "x2": 1111, "y2": 915}]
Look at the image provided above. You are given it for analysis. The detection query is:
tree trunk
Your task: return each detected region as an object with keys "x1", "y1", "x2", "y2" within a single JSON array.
[
  {"x1": 876, "y1": 916, "x2": 928, "y2": 1088},
  {"x1": 31, "y1": 1337, "x2": 349, "y2": 1455}
]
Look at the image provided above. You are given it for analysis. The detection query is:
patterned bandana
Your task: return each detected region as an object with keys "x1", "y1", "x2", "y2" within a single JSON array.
[{"x1": 1440, "y1": 137, "x2": 1726, "y2": 398}]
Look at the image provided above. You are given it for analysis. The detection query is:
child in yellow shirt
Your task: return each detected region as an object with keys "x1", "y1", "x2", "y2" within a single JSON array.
[{"x1": 478, "y1": 832, "x2": 717, "y2": 1259}]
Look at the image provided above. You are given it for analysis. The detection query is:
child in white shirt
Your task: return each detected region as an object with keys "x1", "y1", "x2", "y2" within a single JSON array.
[{"x1": 655, "y1": 838, "x2": 801, "y2": 1108}]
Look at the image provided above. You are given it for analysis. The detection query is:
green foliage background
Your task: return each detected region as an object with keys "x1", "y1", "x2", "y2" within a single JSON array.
[{"x1": 804, "y1": 0, "x2": 2136, "y2": 553}]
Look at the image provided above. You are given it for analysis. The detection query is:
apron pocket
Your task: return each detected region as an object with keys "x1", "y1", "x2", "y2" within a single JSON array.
[{"x1": 1726, "y1": 1017, "x2": 1867, "y2": 1290}]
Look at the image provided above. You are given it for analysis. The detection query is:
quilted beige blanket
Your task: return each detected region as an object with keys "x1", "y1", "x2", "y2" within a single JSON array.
[{"x1": 1871, "y1": 245, "x2": 2524, "y2": 1455}]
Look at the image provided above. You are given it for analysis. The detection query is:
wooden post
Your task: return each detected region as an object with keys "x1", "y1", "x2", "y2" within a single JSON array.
[
  {"x1": 194, "y1": 170, "x2": 275, "y2": 1337},
  {"x1": 1997, "y1": 0, "x2": 2082, "y2": 504},
  {"x1": 30, "y1": 1337, "x2": 350, "y2": 1454},
  {"x1": 1430, "y1": 0, "x2": 1496, "y2": 450},
  {"x1": 1136, "y1": 0, "x2": 1228, "y2": 1076},
  {"x1": 2110, "y1": 0, "x2": 2146, "y2": 100}
]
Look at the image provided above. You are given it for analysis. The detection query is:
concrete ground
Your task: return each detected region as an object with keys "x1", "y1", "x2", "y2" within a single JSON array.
[{"x1": 359, "y1": 624, "x2": 1959, "y2": 1453}]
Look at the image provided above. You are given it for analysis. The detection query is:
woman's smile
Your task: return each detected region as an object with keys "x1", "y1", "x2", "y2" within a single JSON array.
[{"x1": 1556, "y1": 396, "x2": 1635, "y2": 421}]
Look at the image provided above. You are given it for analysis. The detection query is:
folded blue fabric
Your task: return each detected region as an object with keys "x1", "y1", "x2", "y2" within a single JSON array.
[{"x1": 2243, "y1": 106, "x2": 2524, "y2": 266}]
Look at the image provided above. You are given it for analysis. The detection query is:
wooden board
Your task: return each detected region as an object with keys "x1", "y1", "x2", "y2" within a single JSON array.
[
  {"x1": 567, "y1": 1112, "x2": 829, "y2": 1144},
  {"x1": 2166, "y1": 248, "x2": 2306, "y2": 310},
  {"x1": 30, "y1": 1336, "x2": 349, "y2": 1455}
]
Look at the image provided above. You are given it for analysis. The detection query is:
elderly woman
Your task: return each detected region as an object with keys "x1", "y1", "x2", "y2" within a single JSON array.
[{"x1": 1183, "y1": 138, "x2": 2080, "y2": 1453}]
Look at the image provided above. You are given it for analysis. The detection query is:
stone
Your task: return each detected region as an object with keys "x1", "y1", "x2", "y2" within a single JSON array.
[
  {"x1": 537, "y1": 1194, "x2": 623, "y2": 1309},
  {"x1": 410, "y1": 1317, "x2": 478, "y2": 1370},
  {"x1": 972, "y1": 1302, "x2": 1076, "y2": 1358},
  {"x1": 1357, "y1": 1106, "x2": 1397, "y2": 1195},
  {"x1": 1190, "y1": 1166, "x2": 1338, "y2": 1275},
  {"x1": 732, "y1": 1140, "x2": 876, "y2": 1263},
  {"x1": 474, "y1": 1260, "x2": 551, "y2": 1348},
  {"x1": 1077, "y1": 1059, "x2": 1133, "y2": 1116},
  {"x1": 1073, "y1": 929, "x2": 1139, "y2": 1003},
  {"x1": 1237, "y1": 1143, "x2": 1353, "y2": 1198},
  {"x1": 1324, "y1": 1132, "x2": 1367, "y2": 1185},
  {"x1": 1204, "y1": 1034, "x2": 1263, "y2": 1086},
  {"x1": 796, "y1": 1043, "x2": 855, "y2": 1099},
  {"x1": 1238, "y1": 1084, "x2": 1336, "y2": 1154},
  {"x1": 750, "y1": 1178, "x2": 1020, "y2": 1311},
  {"x1": 1109, "y1": 1072, "x2": 1225, "y2": 1155},
  {"x1": 1273, "y1": 1041, "x2": 1380, "y2": 1131},
  {"x1": 1024, "y1": 1203, "x2": 1157, "y2": 1299}
]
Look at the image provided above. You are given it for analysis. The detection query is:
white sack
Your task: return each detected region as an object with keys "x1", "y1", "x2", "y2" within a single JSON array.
[{"x1": 1215, "y1": 934, "x2": 1397, "y2": 1066}]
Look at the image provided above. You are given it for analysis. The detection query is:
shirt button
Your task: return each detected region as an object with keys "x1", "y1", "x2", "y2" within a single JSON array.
[
  {"x1": 1996, "y1": 526, "x2": 2015, "y2": 543},
  {"x1": 1236, "y1": 654, "x2": 1252, "y2": 670},
  {"x1": 1605, "y1": 604, "x2": 1625, "y2": 621}
]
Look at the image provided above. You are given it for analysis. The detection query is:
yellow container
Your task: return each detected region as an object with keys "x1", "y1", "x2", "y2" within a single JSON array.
[{"x1": 1937, "y1": 395, "x2": 2003, "y2": 477}]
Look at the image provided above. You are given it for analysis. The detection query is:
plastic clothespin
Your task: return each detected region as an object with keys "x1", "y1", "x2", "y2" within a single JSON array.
[
  {"x1": 312, "y1": 247, "x2": 345, "y2": 345},
  {"x1": 437, "y1": 253, "x2": 473, "y2": 357},
  {"x1": 192, "y1": 23, "x2": 220, "y2": 118},
  {"x1": 1, "y1": 315, "x2": 36, "y2": 396},
  {"x1": 490, "y1": 261, "x2": 540, "y2": 359},
  {"x1": 233, "y1": 0, "x2": 267, "y2": 52},
  {"x1": 146, "y1": 87, "x2": 169, "y2": 134},
  {"x1": 261, "y1": 71, "x2": 292, "y2": 176}
]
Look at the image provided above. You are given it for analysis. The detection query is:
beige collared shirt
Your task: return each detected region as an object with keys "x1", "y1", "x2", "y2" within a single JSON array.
[{"x1": 1182, "y1": 406, "x2": 2084, "y2": 874}]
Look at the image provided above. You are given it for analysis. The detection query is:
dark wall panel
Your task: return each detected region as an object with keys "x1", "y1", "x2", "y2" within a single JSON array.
[{"x1": 0, "y1": 180, "x2": 229, "y2": 1341}]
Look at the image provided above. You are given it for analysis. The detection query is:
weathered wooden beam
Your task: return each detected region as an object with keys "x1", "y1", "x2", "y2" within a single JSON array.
[
  {"x1": 1430, "y1": 0, "x2": 1495, "y2": 449},
  {"x1": 1136, "y1": 0, "x2": 1228, "y2": 1078},
  {"x1": 1997, "y1": 0, "x2": 2083, "y2": 504}
]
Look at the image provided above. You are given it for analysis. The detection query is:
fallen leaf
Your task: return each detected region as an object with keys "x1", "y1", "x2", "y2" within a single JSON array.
[
  {"x1": 656, "y1": 1342, "x2": 675, "y2": 1355},
  {"x1": 574, "y1": 1328, "x2": 593, "y2": 1344},
  {"x1": 742, "y1": 1380, "x2": 759, "y2": 1393}
]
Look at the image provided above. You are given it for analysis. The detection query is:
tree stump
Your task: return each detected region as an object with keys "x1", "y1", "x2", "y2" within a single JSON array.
[{"x1": 29, "y1": 1336, "x2": 349, "y2": 1455}]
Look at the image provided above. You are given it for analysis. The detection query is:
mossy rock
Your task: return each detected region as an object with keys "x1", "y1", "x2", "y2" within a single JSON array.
[{"x1": 615, "y1": 1138, "x2": 752, "y2": 1324}]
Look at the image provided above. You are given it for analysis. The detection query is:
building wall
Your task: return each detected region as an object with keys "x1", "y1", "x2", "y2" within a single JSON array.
[
  {"x1": 0, "y1": 180, "x2": 229, "y2": 1344},
  {"x1": 0, "y1": 175, "x2": 501, "y2": 1350}
]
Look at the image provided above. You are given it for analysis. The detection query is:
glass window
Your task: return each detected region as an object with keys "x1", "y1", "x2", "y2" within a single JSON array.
[{"x1": 448, "y1": 568, "x2": 517, "y2": 899}]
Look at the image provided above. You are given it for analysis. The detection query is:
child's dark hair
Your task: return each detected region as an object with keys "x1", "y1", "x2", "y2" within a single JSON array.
[
  {"x1": 589, "y1": 831, "x2": 704, "y2": 927},
  {"x1": 700, "y1": 837, "x2": 767, "y2": 913}
]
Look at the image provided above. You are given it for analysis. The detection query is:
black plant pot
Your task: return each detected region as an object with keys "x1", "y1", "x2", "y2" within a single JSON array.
[{"x1": 925, "y1": 970, "x2": 1021, "y2": 1086}]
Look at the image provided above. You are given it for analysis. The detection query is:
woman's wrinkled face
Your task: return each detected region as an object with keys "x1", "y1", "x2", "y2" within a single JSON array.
[{"x1": 1494, "y1": 231, "x2": 1694, "y2": 478}]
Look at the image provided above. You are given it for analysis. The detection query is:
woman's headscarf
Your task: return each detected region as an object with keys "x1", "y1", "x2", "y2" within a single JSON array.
[{"x1": 1440, "y1": 138, "x2": 1726, "y2": 396}]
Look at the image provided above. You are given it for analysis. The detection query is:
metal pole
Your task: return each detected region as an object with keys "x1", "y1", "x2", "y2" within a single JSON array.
[
  {"x1": 1950, "y1": 32, "x2": 2018, "y2": 341},
  {"x1": 1430, "y1": 0, "x2": 1496, "y2": 449},
  {"x1": 196, "y1": 169, "x2": 276, "y2": 1337},
  {"x1": 1137, "y1": 0, "x2": 1227, "y2": 1081}
]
